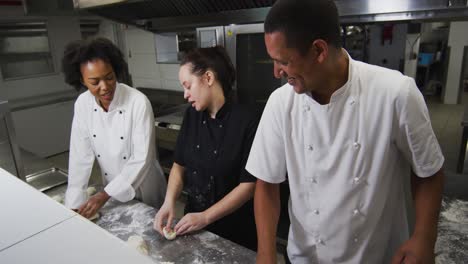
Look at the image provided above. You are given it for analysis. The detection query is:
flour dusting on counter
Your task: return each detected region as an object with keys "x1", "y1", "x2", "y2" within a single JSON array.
[
  {"x1": 95, "y1": 199, "x2": 256, "y2": 264},
  {"x1": 435, "y1": 198, "x2": 468, "y2": 264},
  {"x1": 45, "y1": 185, "x2": 468, "y2": 263}
]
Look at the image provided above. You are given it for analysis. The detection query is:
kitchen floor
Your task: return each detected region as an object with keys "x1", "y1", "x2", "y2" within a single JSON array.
[{"x1": 45, "y1": 92, "x2": 468, "y2": 263}]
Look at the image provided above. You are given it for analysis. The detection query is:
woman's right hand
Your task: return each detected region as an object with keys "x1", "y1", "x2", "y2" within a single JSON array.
[{"x1": 153, "y1": 201, "x2": 175, "y2": 235}]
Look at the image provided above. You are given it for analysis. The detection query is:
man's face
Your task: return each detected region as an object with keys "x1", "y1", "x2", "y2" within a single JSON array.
[{"x1": 265, "y1": 31, "x2": 322, "y2": 94}]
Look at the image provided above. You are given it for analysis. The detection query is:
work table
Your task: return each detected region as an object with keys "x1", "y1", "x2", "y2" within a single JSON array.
[
  {"x1": 40, "y1": 183, "x2": 468, "y2": 264},
  {"x1": 0, "y1": 168, "x2": 256, "y2": 263},
  {"x1": 0, "y1": 168, "x2": 154, "y2": 264},
  {"x1": 2, "y1": 166, "x2": 467, "y2": 263},
  {"x1": 96, "y1": 199, "x2": 256, "y2": 263}
]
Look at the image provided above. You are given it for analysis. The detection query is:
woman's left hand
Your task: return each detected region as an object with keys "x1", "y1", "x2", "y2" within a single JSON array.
[
  {"x1": 174, "y1": 212, "x2": 210, "y2": 235},
  {"x1": 77, "y1": 191, "x2": 110, "y2": 219}
]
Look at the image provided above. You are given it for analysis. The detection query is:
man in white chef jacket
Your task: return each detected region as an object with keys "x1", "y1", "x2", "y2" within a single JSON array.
[
  {"x1": 247, "y1": 0, "x2": 445, "y2": 263},
  {"x1": 62, "y1": 38, "x2": 167, "y2": 218}
]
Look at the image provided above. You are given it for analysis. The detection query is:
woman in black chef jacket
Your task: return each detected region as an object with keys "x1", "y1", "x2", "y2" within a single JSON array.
[{"x1": 153, "y1": 46, "x2": 258, "y2": 250}]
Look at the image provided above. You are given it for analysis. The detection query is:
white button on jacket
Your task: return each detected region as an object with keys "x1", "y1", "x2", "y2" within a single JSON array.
[
  {"x1": 246, "y1": 54, "x2": 444, "y2": 263},
  {"x1": 65, "y1": 83, "x2": 167, "y2": 209}
]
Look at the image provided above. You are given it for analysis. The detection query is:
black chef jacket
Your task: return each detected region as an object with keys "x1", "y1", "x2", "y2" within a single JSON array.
[{"x1": 174, "y1": 102, "x2": 259, "y2": 251}]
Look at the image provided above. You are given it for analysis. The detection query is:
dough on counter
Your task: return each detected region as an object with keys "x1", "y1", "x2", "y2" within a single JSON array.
[
  {"x1": 51, "y1": 195, "x2": 64, "y2": 204},
  {"x1": 86, "y1": 186, "x2": 97, "y2": 196},
  {"x1": 88, "y1": 212, "x2": 100, "y2": 221},
  {"x1": 163, "y1": 227, "x2": 177, "y2": 240},
  {"x1": 126, "y1": 235, "x2": 149, "y2": 255}
]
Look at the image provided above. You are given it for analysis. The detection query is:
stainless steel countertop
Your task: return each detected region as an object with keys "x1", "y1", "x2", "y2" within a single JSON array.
[
  {"x1": 45, "y1": 185, "x2": 256, "y2": 264},
  {"x1": 0, "y1": 146, "x2": 55, "y2": 177},
  {"x1": 41, "y1": 181, "x2": 468, "y2": 263},
  {"x1": 155, "y1": 104, "x2": 188, "y2": 130},
  {"x1": 96, "y1": 199, "x2": 256, "y2": 263},
  {"x1": 9, "y1": 90, "x2": 78, "y2": 112}
]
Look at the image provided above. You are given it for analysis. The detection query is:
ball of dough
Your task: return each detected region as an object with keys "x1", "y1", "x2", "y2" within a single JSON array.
[
  {"x1": 86, "y1": 186, "x2": 97, "y2": 196},
  {"x1": 88, "y1": 212, "x2": 100, "y2": 221},
  {"x1": 163, "y1": 227, "x2": 177, "y2": 240},
  {"x1": 51, "y1": 195, "x2": 63, "y2": 204},
  {"x1": 126, "y1": 235, "x2": 149, "y2": 255}
]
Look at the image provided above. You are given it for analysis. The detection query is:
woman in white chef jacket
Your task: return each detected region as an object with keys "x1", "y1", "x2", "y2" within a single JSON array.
[{"x1": 61, "y1": 38, "x2": 167, "y2": 218}]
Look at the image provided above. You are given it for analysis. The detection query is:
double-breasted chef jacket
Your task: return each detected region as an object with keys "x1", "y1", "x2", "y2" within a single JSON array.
[{"x1": 65, "y1": 83, "x2": 166, "y2": 209}]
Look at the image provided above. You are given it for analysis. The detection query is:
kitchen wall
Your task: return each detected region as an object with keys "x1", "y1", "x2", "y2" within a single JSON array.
[
  {"x1": 0, "y1": 9, "x2": 182, "y2": 157},
  {"x1": 420, "y1": 22, "x2": 449, "y2": 44},
  {"x1": 0, "y1": 7, "x2": 82, "y2": 157},
  {"x1": 96, "y1": 18, "x2": 119, "y2": 44},
  {"x1": 0, "y1": 8, "x2": 79, "y2": 100},
  {"x1": 123, "y1": 26, "x2": 182, "y2": 92},
  {"x1": 404, "y1": 33, "x2": 421, "y2": 80},
  {"x1": 444, "y1": 21, "x2": 468, "y2": 104},
  {"x1": 367, "y1": 23, "x2": 408, "y2": 72}
]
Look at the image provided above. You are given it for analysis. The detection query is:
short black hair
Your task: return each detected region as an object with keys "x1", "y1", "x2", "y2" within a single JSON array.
[
  {"x1": 180, "y1": 46, "x2": 235, "y2": 97},
  {"x1": 265, "y1": 0, "x2": 342, "y2": 54},
  {"x1": 61, "y1": 37, "x2": 128, "y2": 91}
]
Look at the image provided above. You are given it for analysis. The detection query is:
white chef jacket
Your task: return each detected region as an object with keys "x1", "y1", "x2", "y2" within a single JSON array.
[
  {"x1": 246, "y1": 54, "x2": 444, "y2": 263},
  {"x1": 65, "y1": 83, "x2": 166, "y2": 209}
]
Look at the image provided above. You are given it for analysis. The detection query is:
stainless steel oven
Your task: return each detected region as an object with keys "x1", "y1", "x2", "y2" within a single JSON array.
[{"x1": 224, "y1": 23, "x2": 285, "y2": 106}]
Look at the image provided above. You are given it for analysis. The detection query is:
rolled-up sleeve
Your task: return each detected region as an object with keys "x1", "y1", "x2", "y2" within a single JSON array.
[
  {"x1": 395, "y1": 77, "x2": 444, "y2": 177},
  {"x1": 65, "y1": 100, "x2": 95, "y2": 209}
]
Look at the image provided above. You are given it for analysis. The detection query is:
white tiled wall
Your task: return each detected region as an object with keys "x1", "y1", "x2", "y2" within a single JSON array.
[
  {"x1": 444, "y1": 21, "x2": 468, "y2": 104},
  {"x1": 124, "y1": 26, "x2": 182, "y2": 91},
  {"x1": 404, "y1": 33, "x2": 420, "y2": 79},
  {"x1": 159, "y1": 64, "x2": 181, "y2": 90}
]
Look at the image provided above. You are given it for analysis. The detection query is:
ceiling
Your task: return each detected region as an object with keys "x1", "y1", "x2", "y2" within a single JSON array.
[{"x1": 70, "y1": 0, "x2": 468, "y2": 32}]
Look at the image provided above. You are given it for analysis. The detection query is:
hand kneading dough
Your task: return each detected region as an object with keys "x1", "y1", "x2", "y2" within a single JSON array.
[
  {"x1": 86, "y1": 186, "x2": 97, "y2": 196},
  {"x1": 163, "y1": 227, "x2": 177, "y2": 240},
  {"x1": 126, "y1": 235, "x2": 149, "y2": 255}
]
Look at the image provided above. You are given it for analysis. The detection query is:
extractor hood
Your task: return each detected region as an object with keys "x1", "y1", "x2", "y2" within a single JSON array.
[
  {"x1": 79, "y1": 0, "x2": 275, "y2": 32},
  {"x1": 75, "y1": 0, "x2": 468, "y2": 32}
]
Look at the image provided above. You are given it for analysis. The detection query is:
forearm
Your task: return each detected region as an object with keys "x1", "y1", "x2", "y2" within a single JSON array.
[
  {"x1": 97, "y1": 190, "x2": 111, "y2": 201},
  {"x1": 164, "y1": 162, "x2": 185, "y2": 205},
  {"x1": 411, "y1": 169, "x2": 444, "y2": 244},
  {"x1": 77, "y1": 190, "x2": 111, "y2": 218},
  {"x1": 204, "y1": 182, "x2": 255, "y2": 224},
  {"x1": 254, "y1": 179, "x2": 280, "y2": 263}
]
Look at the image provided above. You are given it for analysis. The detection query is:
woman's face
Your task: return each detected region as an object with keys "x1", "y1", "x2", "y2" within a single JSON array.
[
  {"x1": 178, "y1": 63, "x2": 212, "y2": 112},
  {"x1": 80, "y1": 59, "x2": 117, "y2": 108}
]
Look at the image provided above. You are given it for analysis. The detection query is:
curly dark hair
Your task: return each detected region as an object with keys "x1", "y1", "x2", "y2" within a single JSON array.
[
  {"x1": 61, "y1": 37, "x2": 128, "y2": 91},
  {"x1": 180, "y1": 46, "x2": 236, "y2": 97}
]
